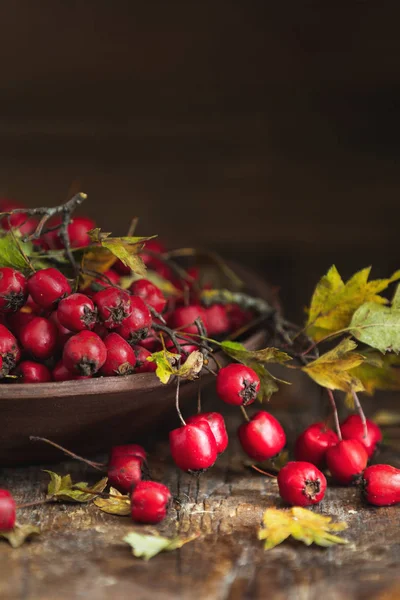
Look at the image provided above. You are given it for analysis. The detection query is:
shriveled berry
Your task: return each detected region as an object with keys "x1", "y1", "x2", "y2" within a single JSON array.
[
  {"x1": 100, "y1": 333, "x2": 136, "y2": 376},
  {"x1": 108, "y1": 455, "x2": 142, "y2": 493},
  {"x1": 130, "y1": 279, "x2": 167, "y2": 314},
  {"x1": 341, "y1": 415, "x2": 382, "y2": 458},
  {"x1": 187, "y1": 412, "x2": 228, "y2": 454},
  {"x1": 326, "y1": 439, "x2": 368, "y2": 485},
  {"x1": 294, "y1": 422, "x2": 339, "y2": 467},
  {"x1": 20, "y1": 317, "x2": 58, "y2": 360},
  {"x1": 169, "y1": 421, "x2": 218, "y2": 473},
  {"x1": 110, "y1": 444, "x2": 146, "y2": 464},
  {"x1": 204, "y1": 305, "x2": 230, "y2": 336},
  {"x1": 52, "y1": 360, "x2": 91, "y2": 382},
  {"x1": 28, "y1": 268, "x2": 71, "y2": 309},
  {"x1": 278, "y1": 461, "x2": 327, "y2": 506},
  {"x1": 57, "y1": 293, "x2": 97, "y2": 332},
  {"x1": 131, "y1": 481, "x2": 171, "y2": 524},
  {"x1": 132, "y1": 345, "x2": 157, "y2": 373},
  {"x1": 116, "y1": 297, "x2": 152, "y2": 344},
  {"x1": 362, "y1": 464, "x2": 400, "y2": 506},
  {"x1": 0, "y1": 268, "x2": 28, "y2": 313},
  {"x1": 93, "y1": 288, "x2": 132, "y2": 329},
  {"x1": 217, "y1": 363, "x2": 260, "y2": 406},
  {"x1": 0, "y1": 490, "x2": 16, "y2": 531},
  {"x1": 238, "y1": 411, "x2": 286, "y2": 461},
  {"x1": 63, "y1": 331, "x2": 107, "y2": 376},
  {"x1": 0, "y1": 324, "x2": 21, "y2": 374},
  {"x1": 13, "y1": 360, "x2": 52, "y2": 383},
  {"x1": 168, "y1": 305, "x2": 208, "y2": 335}
]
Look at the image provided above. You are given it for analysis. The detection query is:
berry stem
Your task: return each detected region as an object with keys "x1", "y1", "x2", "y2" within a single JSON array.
[
  {"x1": 351, "y1": 390, "x2": 368, "y2": 439},
  {"x1": 17, "y1": 497, "x2": 55, "y2": 509},
  {"x1": 240, "y1": 405, "x2": 250, "y2": 423},
  {"x1": 326, "y1": 389, "x2": 342, "y2": 441},
  {"x1": 197, "y1": 383, "x2": 202, "y2": 414},
  {"x1": 250, "y1": 465, "x2": 276, "y2": 478},
  {"x1": 29, "y1": 436, "x2": 105, "y2": 470},
  {"x1": 175, "y1": 377, "x2": 186, "y2": 426}
]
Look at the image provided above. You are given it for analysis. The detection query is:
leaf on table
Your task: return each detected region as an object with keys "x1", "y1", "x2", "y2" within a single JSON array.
[
  {"x1": 0, "y1": 233, "x2": 33, "y2": 273},
  {"x1": 176, "y1": 351, "x2": 204, "y2": 380},
  {"x1": 258, "y1": 507, "x2": 348, "y2": 550},
  {"x1": 146, "y1": 349, "x2": 181, "y2": 384},
  {"x1": 0, "y1": 524, "x2": 41, "y2": 548},
  {"x1": 123, "y1": 531, "x2": 199, "y2": 561},
  {"x1": 302, "y1": 338, "x2": 365, "y2": 392},
  {"x1": 94, "y1": 487, "x2": 131, "y2": 516},
  {"x1": 350, "y1": 302, "x2": 400, "y2": 354},
  {"x1": 305, "y1": 265, "x2": 400, "y2": 341},
  {"x1": 44, "y1": 470, "x2": 108, "y2": 503}
]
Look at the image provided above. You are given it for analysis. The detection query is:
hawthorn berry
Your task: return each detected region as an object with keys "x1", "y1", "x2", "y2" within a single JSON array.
[
  {"x1": 57, "y1": 293, "x2": 97, "y2": 332},
  {"x1": 91, "y1": 269, "x2": 120, "y2": 290},
  {"x1": 238, "y1": 411, "x2": 286, "y2": 462},
  {"x1": 0, "y1": 199, "x2": 36, "y2": 236},
  {"x1": 100, "y1": 333, "x2": 136, "y2": 376},
  {"x1": 27, "y1": 268, "x2": 71, "y2": 309},
  {"x1": 277, "y1": 461, "x2": 327, "y2": 506},
  {"x1": 138, "y1": 329, "x2": 162, "y2": 352},
  {"x1": 226, "y1": 304, "x2": 253, "y2": 332},
  {"x1": 169, "y1": 421, "x2": 218, "y2": 473},
  {"x1": 93, "y1": 288, "x2": 132, "y2": 329},
  {"x1": 107, "y1": 455, "x2": 142, "y2": 493},
  {"x1": 7, "y1": 309, "x2": 35, "y2": 339},
  {"x1": 63, "y1": 331, "x2": 107, "y2": 376},
  {"x1": 113, "y1": 259, "x2": 131, "y2": 276},
  {"x1": 44, "y1": 216, "x2": 95, "y2": 249},
  {"x1": 110, "y1": 444, "x2": 147, "y2": 464},
  {"x1": 341, "y1": 415, "x2": 382, "y2": 458},
  {"x1": 362, "y1": 464, "x2": 400, "y2": 506},
  {"x1": 20, "y1": 317, "x2": 58, "y2": 360},
  {"x1": 0, "y1": 324, "x2": 21, "y2": 374},
  {"x1": 52, "y1": 360, "x2": 91, "y2": 382},
  {"x1": 131, "y1": 481, "x2": 171, "y2": 524},
  {"x1": 49, "y1": 311, "x2": 73, "y2": 346},
  {"x1": 294, "y1": 422, "x2": 339, "y2": 467},
  {"x1": 168, "y1": 305, "x2": 208, "y2": 335},
  {"x1": 165, "y1": 337, "x2": 198, "y2": 363},
  {"x1": 204, "y1": 305, "x2": 230, "y2": 336},
  {"x1": 187, "y1": 412, "x2": 228, "y2": 454},
  {"x1": 0, "y1": 268, "x2": 28, "y2": 313},
  {"x1": 326, "y1": 439, "x2": 368, "y2": 485},
  {"x1": 132, "y1": 345, "x2": 157, "y2": 373},
  {"x1": 0, "y1": 490, "x2": 16, "y2": 531},
  {"x1": 216, "y1": 363, "x2": 260, "y2": 406},
  {"x1": 130, "y1": 279, "x2": 167, "y2": 314},
  {"x1": 13, "y1": 360, "x2": 52, "y2": 383},
  {"x1": 116, "y1": 296, "x2": 152, "y2": 344}
]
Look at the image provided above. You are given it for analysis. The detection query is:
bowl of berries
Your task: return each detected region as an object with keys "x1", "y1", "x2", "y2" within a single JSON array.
[{"x1": 0, "y1": 193, "x2": 290, "y2": 465}]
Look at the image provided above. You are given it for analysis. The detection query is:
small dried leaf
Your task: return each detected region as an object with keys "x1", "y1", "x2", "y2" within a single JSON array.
[
  {"x1": 123, "y1": 531, "x2": 199, "y2": 560},
  {"x1": 146, "y1": 349, "x2": 180, "y2": 384},
  {"x1": 221, "y1": 341, "x2": 291, "y2": 365},
  {"x1": 177, "y1": 351, "x2": 204, "y2": 380},
  {"x1": 44, "y1": 471, "x2": 108, "y2": 503},
  {"x1": 94, "y1": 487, "x2": 131, "y2": 516},
  {"x1": 0, "y1": 524, "x2": 40, "y2": 548}
]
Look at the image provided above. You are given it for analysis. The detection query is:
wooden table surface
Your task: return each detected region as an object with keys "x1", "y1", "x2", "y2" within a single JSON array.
[{"x1": 1, "y1": 403, "x2": 399, "y2": 600}]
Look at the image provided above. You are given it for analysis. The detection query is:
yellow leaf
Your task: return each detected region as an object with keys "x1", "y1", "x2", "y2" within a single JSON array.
[
  {"x1": 306, "y1": 266, "x2": 400, "y2": 341},
  {"x1": 176, "y1": 351, "x2": 204, "y2": 380},
  {"x1": 258, "y1": 507, "x2": 348, "y2": 550},
  {"x1": 80, "y1": 246, "x2": 117, "y2": 287},
  {"x1": 94, "y1": 487, "x2": 131, "y2": 516},
  {"x1": 302, "y1": 338, "x2": 365, "y2": 392},
  {"x1": 349, "y1": 351, "x2": 400, "y2": 396}
]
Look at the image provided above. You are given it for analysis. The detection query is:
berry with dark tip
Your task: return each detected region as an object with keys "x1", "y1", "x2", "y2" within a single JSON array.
[
  {"x1": 362, "y1": 464, "x2": 400, "y2": 506},
  {"x1": 63, "y1": 331, "x2": 107, "y2": 376},
  {"x1": 0, "y1": 268, "x2": 28, "y2": 313},
  {"x1": 57, "y1": 293, "x2": 97, "y2": 332},
  {"x1": 0, "y1": 324, "x2": 21, "y2": 374},
  {"x1": 216, "y1": 364, "x2": 260, "y2": 406},
  {"x1": 326, "y1": 439, "x2": 368, "y2": 485},
  {"x1": 278, "y1": 461, "x2": 327, "y2": 506},
  {"x1": 100, "y1": 333, "x2": 136, "y2": 376},
  {"x1": 93, "y1": 288, "x2": 132, "y2": 329},
  {"x1": 27, "y1": 268, "x2": 71, "y2": 309},
  {"x1": 116, "y1": 297, "x2": 152, "y2": 345}
]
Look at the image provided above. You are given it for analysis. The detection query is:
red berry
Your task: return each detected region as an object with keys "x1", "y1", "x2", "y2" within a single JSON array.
[
  {"x1": 0, "y1": 490, "x2": 16, "y2": 531},
  {"x1": 169, "y1": 421, "x2": 218, "y2": 472},
  {"x1": 45, "y1": 216, "x2": 95, "y2": 249},
  {"x1": 238, "y1": 411, "x2": 286, "y2": 461},
  {"x1": 132, "y1": 345, "x2": 157, "y2": 373},
  {"x1": 165, "y1": 337, "x2": 198, "y2": 363},
  {"x1": 0, "y1": 199, "x2": 36, "y2": 236},
  {"x1": 226, "y1": 304, "x2": 253, "y2": 332},
  {"x1": 63, "y1": 331, "x2": 107, "y2": 376},
  {"x1": 52, "y1": 360, "x2": 91, "y2": 382},
  {"x1": 131, "y1": 481, "x2": 171, "y2": 524},
  {"x1": 186, "y1": 412, "x2": 228, "y2": 454},
  {"x1": 216, "y1": 363, "x2": 260, "y2": 406},
  {"x1": 204, "y1": 305, "x2": 230, "y2": 336},
  {"x1": 138, "y1": 329, "x2": 161, "y2": 352},
  {"x1": 294, "y1": 422, "x2": 339, "y2": 467},
  {"x1": 93, "y1": 269, "x2": 120, "y2": 289},
  {"x1": 49, "y1": 311, "x2": 73, "y2": 346},
  {"x1": 7, "y1": 309, "x2": 35, "y2": 339},
  {"x1": 362, "y1": 464, "x2": 400, "y2": 506},
  {"x1": 168, "y1": 305, "x2": 208, "y2": 335},
  {"x1": 110, "y1": 444, "x2": 147, "y2": 464},
  {"x1": 93, "y1": 287, "x2": 132, "y2": 329},
  {"x1": 0, "y1": 324, "x2": 21, "y2": 374},
  {"x1": 28, "y1": 268, "x2": 71, "y2": 309},
  {"x1": 0, "y1": 268, "x2": 28, "y2": 313},
  {"x1": 141, "y1": 240, "x2": 167, "y2": 268},
  {"x1": 326, "y1": 439, "x2": 368, "y2": 485},
  {"x1": 341, "y1": 415, "x2": 382, "y2": 458},
  {"x1": 20, "y1": 317, "x2": 58, "y2": 360},
  {"x1": 113, "y1": 259, "x2": 131, "y2": 276},
  {"x1": 107, "y1": 455, "x2": 142, "y2": 493},
  {"x1": 116, "y1": 296, "x2": 152, "y2": 344},
  {"x1": 57, "y1": 293, "x2": 97, "y2": 332},
  {"x1": 130, "y1": 279, "x2": 167, "y2": 314},
  {"x1": 13, "y1": 360, "x2": 52, "y2": 383},
  {"x1": 277, "y1": 461, "x2": 327, "y2": 506},
  {"x1": 100, "y1": 333, "x2": 136, "y2": 376}
]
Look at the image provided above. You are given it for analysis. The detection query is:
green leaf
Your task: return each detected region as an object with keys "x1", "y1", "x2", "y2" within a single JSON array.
[
  {"x1": 221, "y1": 341, "x2": 291, "y2": 365},
  {"x1": 44, "y1": 470, "x2": 63, "y2": 496},
  {"x1": 88, "y1": 228, "x2": 155, "y2": 277},
  {"x1": 44, "y1": 471, "x2": 108, "y2": 503},
  {"x1": 392, "y1": 284, "x2": 400, "y2": 309},
  {"x1": 349, "y1": 351, "x2": 400, "y2": 395},
  {"x1": 94, "y1": 487, "x2": 131, "y2": 516},
  {"x1": 0, "y1": 233, "x2": 33, "y2": 272},
  {"x1": 146, "y1": 349, "x2": 181, "y2": 384},
  {"x1": 350, "y1": 302, "x2": 400, "y2": 354},
  {"x1": 0, "y1": 524, "x2": 40, "y2": 548},
  {"x1": 123, "y1": 532, "x2": 199, "y2": 561}
]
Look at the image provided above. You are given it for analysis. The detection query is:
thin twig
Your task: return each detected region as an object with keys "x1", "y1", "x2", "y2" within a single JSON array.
[
  {"x1": 29, "y1": 436, "x2": 104, "y2": 470},
  {"x1": 240, "y1": 405, "x2": 250, "y2": 423},
  {"x1": 326, "y1": 390, "x2": 342, "y2": 440},
  {"x1": 351, "y1": 390, "x2": 368, "y2": 439},
  {"x1": 175, "y1": 376, "x2": 186, "y2": 426}
]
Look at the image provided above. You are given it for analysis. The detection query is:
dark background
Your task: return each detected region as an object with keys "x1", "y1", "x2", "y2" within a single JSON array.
[{"x1": 1, "y1": 2, "x2": 399, "y2": 320}]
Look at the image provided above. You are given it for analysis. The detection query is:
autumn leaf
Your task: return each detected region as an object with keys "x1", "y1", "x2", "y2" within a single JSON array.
[
  {"x1": 0, "y1": 233, "x2": 33, "y2": 273},
  {"x1": 0, "y1": 524, "x2": 40, "y2": 548},
  {"x1": 350, "y1": 302, "x2": 400, "y2": 354},
  {"x1": 392, "y1": 284, "x2": 400, "y2": 309},
  {"x1": 123, "y1": 531, "x2": 199, "y2": 561},
  {"x1": 305, "y1": 266, "x2": 400, "y2": 341},
  {"x1": 302, "y1": 338, "x2": 365, "y2": 392},
  {"x1": 349, "y1": 351, "x2": 400, "y2": 395},
  {"x1": 94, "y1": 487, "x2": 131, "y2": 516},
  {"x1": 80, "y1": 246, "x2": 118, "y2": 287},
  {"x1": 120, "y1": 270, "x2": 181, "y2": 297},
  {"x1": 176, "y1": 351, "x2": 204, "y2": 380},
  {"x1": 88, "y1": 228, "x2": 154, "y2": 277},
  {"x1": 146, "y1": 349, "x2": 181, "y2": 384},
  {"x1": 258, "y1": 507, "x2": 348, "y2": 550},
  {"x1": 44, "y1": 470, "x2": 108, "y2": 503}
]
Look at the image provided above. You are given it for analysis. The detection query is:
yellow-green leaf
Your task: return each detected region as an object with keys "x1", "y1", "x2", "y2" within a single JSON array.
[
  {"x1": 0, "y1": 524, "x2": 41, "y2": 548},
  {"x1": 349, "y1": 351, "x2": 400, "y2": 395},
  {"x1": 88, "y1": 228, "x2": 155, "y2": 277},
  {"x1": 94, "y1": 487, "x2": 131, "y2": 516},
  {"x1": 258, "y1": 507, "x2": 348, "y2": 550},
  {"x1": 350, "y1": 302, "x2": 400, "y2": 354},
  {"x1": 221, "y1": 341, "x2": 291, "y2": 365},
  {"x1": 146, "y1": 349, "x2": 180, "y2": 384},
  {"x1": 123, "y1": 532, "x2": 199, "y2": 561},
  {"x1": 44, "y1": 471, "x2": 108, "y2": 503},
  {"x1": 0, "y1": 233, "x2": 33, "y2": 273}
]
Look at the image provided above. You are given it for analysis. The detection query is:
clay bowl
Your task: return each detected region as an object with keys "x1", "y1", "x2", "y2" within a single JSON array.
[{"x1": 0, "y1": 263, "x2": 273, "y2": 466}]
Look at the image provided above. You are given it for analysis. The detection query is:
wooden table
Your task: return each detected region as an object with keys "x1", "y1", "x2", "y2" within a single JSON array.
[{"x1": 1, "y1": 406, "x2": 399, "y2": 600}]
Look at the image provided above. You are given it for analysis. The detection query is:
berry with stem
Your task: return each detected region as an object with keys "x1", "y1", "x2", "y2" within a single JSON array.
[
  {"x1": 27, "y1": 268, "x2": 71, "y2": 309},
  {"x1": 169, "y1": 420, "x2": 218, "y2": 473},
  {"x1": 217, "y1": 363, "x2": 260, "y2": 406},
  {"x1": 57, "y1": 293, "x2": 97, "y2": 332},
  {"x1": 100, "y1": 333, "x2": 136, "y2": 376},
  {"x1": 93, "y1": 288, "x2": 132, "y2": 330},
  {"x1": 238, "y1": 410, "x2": 286, "y2": 462},
  {"x1": 63, "y1": 331, "x2": 107, "y2": 376},
  {"x1": 186, "y1": 412, "x2": 228, "y2": 454},
  {"x1": 0, "y1": 268, "x2": 28, "y2": 313},
  {"x1": 13, "y1": 361, "x2": 52, "y2": 383},
  {"x1": 116, "y1": 296, "x2": 152, "y2": 344},
  {"x1": 326, "y1": 439, "x2": 368, "y2": 485},
  {"x1": 341, "y1": 414, "x2": 382, "y2": 458},
  {"x1": 277, "y1": 461, "x2": 327, "y2": 506},
  {"x1": 294, "y1": 422, "x2": 339, "y2": 467}
]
